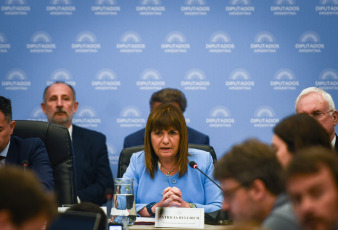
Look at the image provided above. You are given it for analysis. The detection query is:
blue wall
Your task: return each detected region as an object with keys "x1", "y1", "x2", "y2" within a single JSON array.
[{"x1": 1, "y1": 0, "x2": 338, "y2": 176}]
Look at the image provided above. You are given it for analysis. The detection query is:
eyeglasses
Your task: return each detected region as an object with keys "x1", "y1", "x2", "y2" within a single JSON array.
[
  {"x1": 222, "y1": 184, "x2": 242, "y2": 202},
  {"x1": 309, "y1": 110, "x2": 333, "y2": 119}
]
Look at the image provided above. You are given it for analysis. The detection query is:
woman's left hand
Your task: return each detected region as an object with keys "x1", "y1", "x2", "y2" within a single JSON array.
[{"x1": 165, "y1": 187, "x2": 190, "y2": 208}]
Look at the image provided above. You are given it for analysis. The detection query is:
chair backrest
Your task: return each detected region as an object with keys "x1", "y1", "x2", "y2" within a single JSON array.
[
  {"x1": 13, "y1": 120, "x2": 77, "y2": 206},
  {"x1": 117, "y1": 144, "x2": 217, "y2": 178}
]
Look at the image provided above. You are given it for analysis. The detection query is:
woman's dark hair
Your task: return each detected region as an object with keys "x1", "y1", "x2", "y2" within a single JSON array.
[
  {"x1": 144, "y1": 103, "x2": 189, "y2": 178},
  {"x1": 273, "y1": 113, "x2": 331, "y2": 154}
]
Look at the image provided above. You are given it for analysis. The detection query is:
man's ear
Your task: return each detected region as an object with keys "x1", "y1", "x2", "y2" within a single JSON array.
[
  {"x1": 248, "y1": 179, "x2": 267, "y2": 201},
  {"x1": 41, "y1": 102, "x2": 47, "y2": 115},
  {"x1": 10, "y1": 121, "x2": 15, "y2": 135},
  {"x1": 73, "y1": 101, "x2": 79, "y2": 114},
  {"x1": 332, "y1": 110, "x2": 338, "y2": 126}
]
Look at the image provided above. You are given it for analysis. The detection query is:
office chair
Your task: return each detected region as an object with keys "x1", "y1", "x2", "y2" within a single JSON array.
[
  {"x1": 117, "y1": 144, "x2": 217, "y2": 178},
  {"x1": 12, "y1": 120, "x2": 77, "y2": 206}
]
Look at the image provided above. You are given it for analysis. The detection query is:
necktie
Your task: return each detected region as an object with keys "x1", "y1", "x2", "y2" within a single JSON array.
[{"x1": 0, "y1": 156, "x2": 5, "y2": 161}]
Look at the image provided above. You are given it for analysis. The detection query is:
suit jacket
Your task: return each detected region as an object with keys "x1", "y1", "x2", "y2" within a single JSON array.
[
  {"x1": 334, "y1": 134, "x2": 338, "y2": 154},
  {"x1": 123, "y1": 126, "x2": 210, "y2": 148},
  {"x1": 72, "y1": 125, "x2": 114, "y2": 205},
  {"x1": 6, "y1": 135, "x2": 54, "y2": 191}
]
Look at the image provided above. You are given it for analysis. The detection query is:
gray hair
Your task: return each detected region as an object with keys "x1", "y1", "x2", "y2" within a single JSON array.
[{"x1": 295, "y1": 87, "x2": 336, "y2": 114}]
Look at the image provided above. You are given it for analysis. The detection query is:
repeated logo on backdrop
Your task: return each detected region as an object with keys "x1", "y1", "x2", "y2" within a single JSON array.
[
  {"x1": 1, "y1": 0, "x2": 31, "y2": 16},
  {"x1": 116, "y1": 106, "x2": 146, "y2": 128},
  {"x1": 72, "y1": 32, "x2": 101, "y2": 53},
  {"x1": 315, "y1": 0, "x2": 338, "y2": 15},
  {"x1": 136, "y1": 0, "x2": 165, "y2": 16},
  {"x1": 29, "y1": 107, "x2": 47, "y2": 122},
  {"x1": 73, "y1": 106, "x2": 102, "y2": 128},
  {"x1": 2, "y1": 69, "x2": 31, "y2": 90},
  {"x1": 225, "y1": 0, "x2": 255, "y2": 16},
  {"x1": 180, "y1": 0, "x2": 210, "y2": 16},
  {"x1": 225, "y1": 69, "x2": 255, "y2": 90},
  {"x1": 91, "y1": 0, "x2": 120, "y2": 16},
  {"x1": 295, "y1": 31, "x2": 325, "y2": 53},
  {"x1": 92, "y1": 69, "x2": 121, "y2": 91},
  {"x1": 250, "y1": 106, "x2": 279, "y2": 128},
  {"x1": 205, "y1": 106, "x2": 235, "y2": 128},
  {"x1": 206, "y1": 32, "x2": 235, "y2": 53},
  {"x1": 181, "y1": 69, "x2": 210, "y2": 90},
  {"x1": 26, "y1": 31, "x2": 56, "y2": 53},
  {"x1": 270, "y1": 0, "x2": 300, "y2": 16},
  {"x1": 161, "y1": 32, "x2": 190, "y2": 53},
  {"x1": 136, "y1": 69, "x2": 165, "y2": 91},
  {"x1": 116, "y1": 31, "x2": 145, "y2": 53},
  {"x1": 315, "y1": 68, "x2": 338, "y2": 90},
  {"x1": 47, "y1": 69, "x2": 76, "y2": 86},
  {"x1": 270, "y1": 69, "x2": 299, "y2": 90},
  {"x1": 0, "y1": 33, "x2": 11, "y2": 53},
  {"x1": 107, "y1": 144, "x2": 119, "y2": 166},
  {"x1": 250, "y1": 32, "x2": 280, "y2": 53},
  {"x1": 46, "y1": 0, "x2": 76, "y2": 16}
]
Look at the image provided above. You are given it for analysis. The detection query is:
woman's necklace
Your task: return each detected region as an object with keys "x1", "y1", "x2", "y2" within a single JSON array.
[{"x1": 159, "y1": 162, "x2": 177, "y2": 177}]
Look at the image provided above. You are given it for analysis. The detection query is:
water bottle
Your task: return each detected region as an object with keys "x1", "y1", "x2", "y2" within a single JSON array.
[{"x1": 110, "y1": 178, "x2": 136, "y2": 226}]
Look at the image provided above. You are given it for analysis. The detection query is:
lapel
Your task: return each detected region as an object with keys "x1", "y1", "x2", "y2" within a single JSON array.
[{"x1": 6, "y1": 136, "x2": 21, "y2": 165}]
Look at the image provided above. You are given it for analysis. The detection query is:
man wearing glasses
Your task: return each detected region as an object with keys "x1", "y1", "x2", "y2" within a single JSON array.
[
  {"x1": 295, "y1": 87, "x2": 338, "y2": 151},
  {"x1": 214, "y1": 139, "x2": 300, "y2": 230}
]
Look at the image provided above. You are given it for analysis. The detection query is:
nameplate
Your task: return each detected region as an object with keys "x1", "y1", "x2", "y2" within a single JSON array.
[{"x1": 155, "y1": 207, "x2": 204, "y2": 228}]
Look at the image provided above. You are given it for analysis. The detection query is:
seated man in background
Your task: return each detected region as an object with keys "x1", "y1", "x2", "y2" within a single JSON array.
[
  {"x1": 123, "y1": 88, "x2": 210, "y2": 148},
  {"x1": 214, "y1": 139, "x2": 300, "y2": 230},
  {"x1": 0, "y1": 96, "x2": 54, "y2": 191},
  {"x1": 295, "y1": 87, "x2": 338, "y2": 151},
  {"x1": 41, "y1": 82, "x2": 114, "y2": 205},
  {"x1": 285, "y1": 147, "x2": 338, "y2": 230},
  {"x1": 0, "y1": 166, "x2": 56, "y2": 230}
]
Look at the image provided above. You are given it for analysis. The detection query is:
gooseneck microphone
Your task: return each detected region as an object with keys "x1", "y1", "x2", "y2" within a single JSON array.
[
  {"x1": 22, "y1": 160, "x2": 29, "y2": 172},
  {"x1": 189, "y1": 161, "x2": 222, "y2": 190}
]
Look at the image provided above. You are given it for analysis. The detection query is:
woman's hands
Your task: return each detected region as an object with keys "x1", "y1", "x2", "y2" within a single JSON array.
[
  {"x1": 139, "y1": 187, "x2": 191, "y2": 217},
  {"x1": 157, "y1": 187, "x2": 190, "y2": 208}
]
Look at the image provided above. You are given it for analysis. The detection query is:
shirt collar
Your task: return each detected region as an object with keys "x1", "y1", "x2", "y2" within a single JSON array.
[
  {"x1": 0, "y1": 140, "x2": 10, "y2": 158},
  {"x1": 331, "y1": 135, "x2": 336, "y2": 148},
  {"x1": 68, "y1": 125, "x2": 73, "y2": 141}
]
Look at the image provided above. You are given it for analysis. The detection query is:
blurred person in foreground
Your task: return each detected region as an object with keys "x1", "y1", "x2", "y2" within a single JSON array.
[
  {"x1": 295, "y1": 87, "x2": 338, "y2": 151},
  {"x1": 214, "y1": 139, "x2": 300, "y2": 230},
  {"x1": 272, "y1": 113, "x2": 331, "y2": 167},
  {"x1": 0, "y1": 96, "x2": 54, "y2": 191},
  {"x1": 0, "y1": 166, "x2": 56, "y2": 230},
  {"x1": 41, "y1": 82, "x2": 113, "y2": 205},
  {"x1": 123, "y1": 104, "x2": 222, "y2": 216},
  {"x1": 285, "y1": 147, "x2": 338, "y2": 230},
  {"x1": 123, "y1": 88, "x2": 209, "y2": 148}
]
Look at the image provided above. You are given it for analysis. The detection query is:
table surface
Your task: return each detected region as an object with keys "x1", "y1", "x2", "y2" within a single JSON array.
[{"x1": 128, "y1": 224, "x2": 233, "y2": 230}]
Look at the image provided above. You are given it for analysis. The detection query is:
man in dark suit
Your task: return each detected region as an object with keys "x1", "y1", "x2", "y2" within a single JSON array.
[
  {"x1": 295, "y1": 87, "x2": 338, "y2": 152},
  {"x1": 41, "y1": 82, "x2": 113, "y2": 205},
  {"x1": 0, "y1": 96, "x2": 54, "y2": 191},
  {"x1": 123, "y1": 88, "x2": 210, "y2": 148}
]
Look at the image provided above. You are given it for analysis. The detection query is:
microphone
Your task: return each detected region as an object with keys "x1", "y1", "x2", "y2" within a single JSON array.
[
  {"x1": 189, "y1": 161, "x2": 222, "y2": 190},
  {"x1": 22, "y1": 160, "x2": 29, "y2": 172}
]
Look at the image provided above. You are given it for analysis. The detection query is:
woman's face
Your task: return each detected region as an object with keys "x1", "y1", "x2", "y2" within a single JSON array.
[
  {"x1": 151, "y1": 127, "x2": 180, "y2": 161},
  {"x1": 272, "y1": 134, "x2": 293, "y2": 168}
]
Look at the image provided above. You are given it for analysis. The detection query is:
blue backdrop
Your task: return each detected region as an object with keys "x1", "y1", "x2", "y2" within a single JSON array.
[{"x1": 1, "y1": 0, "x2": 338, "y2": 177}]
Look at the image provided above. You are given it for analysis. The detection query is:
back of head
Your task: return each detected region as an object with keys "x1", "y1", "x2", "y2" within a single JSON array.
[
  {"x1": 0, "y1": 166, "x2": 56, "y2": 227},
  {"x1": 67, "y1": 202, "x2": 107, "y2": 230},
  {"x1": 285, "y1": 146, "x2": 338, "y2": 187},
  {"x1": 273, "y1": 113, "x2": 331, "y2": 153},
  {"x1": 0, "y1": 96, "x2": 12, "y2": 122},
  {"x1": 295, "y1": 87, "x2": 336, "y2": 111},
  {"x1": 214, "y1": 139, "x2": 284, "y2": 195},
  {"x1": 149, "y1": 88, "x2": 187, "y2": 112}
]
